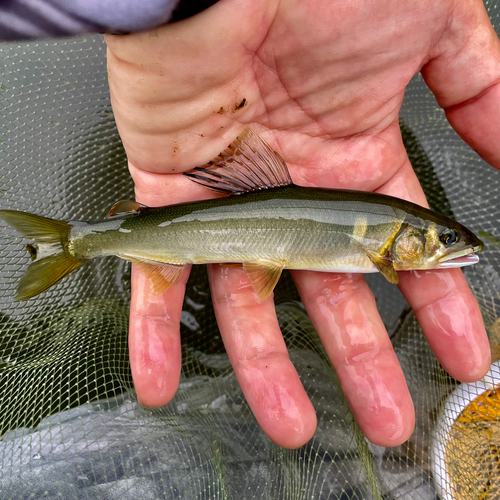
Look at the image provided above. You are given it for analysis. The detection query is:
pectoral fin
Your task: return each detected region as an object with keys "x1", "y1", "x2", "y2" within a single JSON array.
[
  {"x1": 134, "y1": 261, "x2": 187, "y2": 294},
  {"x1": 243, "y1": 260, "x2": 284, "y2": 301},
  {"x1": 364, "y1": 250, "x2": 399, "y2": 285}
]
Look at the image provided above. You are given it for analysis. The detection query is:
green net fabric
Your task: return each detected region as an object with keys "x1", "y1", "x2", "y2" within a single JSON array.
[{"x1": 0, "y1": 5, "x2": 499, "y2": 498}]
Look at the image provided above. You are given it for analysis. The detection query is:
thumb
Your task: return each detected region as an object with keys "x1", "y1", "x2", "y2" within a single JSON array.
[{"x1": 421, "y1": 0, "x2": 499, "y2": 168}]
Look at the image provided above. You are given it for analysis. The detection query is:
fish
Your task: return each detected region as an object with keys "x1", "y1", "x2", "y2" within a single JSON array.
[{"x1": 0, "y1": 128, "x2": 484, "y2": 301}]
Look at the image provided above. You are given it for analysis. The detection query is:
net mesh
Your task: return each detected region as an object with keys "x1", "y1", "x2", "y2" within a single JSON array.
[{"x1": 0, "y1": 4, "x2": 499, "y2": 498}]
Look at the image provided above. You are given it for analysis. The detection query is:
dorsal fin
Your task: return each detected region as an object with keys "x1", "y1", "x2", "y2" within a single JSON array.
[
  {"x1": 184, "y1": 129, "x2": 293, "y2": 195},
  {"x1": 108, "y1": 200, "x2": 147, "y2": 218}
]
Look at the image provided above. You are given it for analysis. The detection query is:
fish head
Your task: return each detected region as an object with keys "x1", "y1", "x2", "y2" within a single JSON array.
[{"x1": 392, "y1": 219, "x2": 483, "y2": 271}]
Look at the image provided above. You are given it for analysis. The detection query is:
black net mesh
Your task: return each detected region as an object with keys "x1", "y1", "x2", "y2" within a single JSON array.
[{"x1": 0, "y1": 4, "x2": 498, "y2": 498}]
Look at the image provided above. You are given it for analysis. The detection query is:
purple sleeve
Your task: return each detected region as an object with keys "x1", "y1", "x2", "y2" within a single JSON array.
[{"x1": 0, "y1": 0, "x2": 218, "y2": 41}]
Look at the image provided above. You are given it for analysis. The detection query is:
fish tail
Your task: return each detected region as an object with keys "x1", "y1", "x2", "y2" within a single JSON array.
[{"x1": 0, "y1": 209, "x2": 83, "y2": 300}]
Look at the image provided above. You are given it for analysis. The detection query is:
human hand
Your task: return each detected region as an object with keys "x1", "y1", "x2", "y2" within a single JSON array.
[{"x1": 105, "y1": 0, "x2": 499, "y2": 448}]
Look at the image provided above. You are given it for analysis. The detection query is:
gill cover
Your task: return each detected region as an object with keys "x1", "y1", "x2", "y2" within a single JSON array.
[{"x1": 392, "y1": 225, "x2": 426, "y2": 270}]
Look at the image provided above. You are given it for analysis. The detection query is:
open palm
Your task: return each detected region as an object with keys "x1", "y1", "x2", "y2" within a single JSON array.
[{"x1": 105, "y1": 0, "x2": 499, "y2": 448}]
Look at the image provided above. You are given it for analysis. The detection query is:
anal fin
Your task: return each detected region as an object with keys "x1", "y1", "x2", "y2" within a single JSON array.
[
  {"x1": 364, "y1": 249, "x2": 399, "y2": 284},
  {"x1": 134, "y1": 261, "x2": 186, "y2": 294},
  {"x1": 243, "y1": 260, "x2": 284, "y2": 301}
]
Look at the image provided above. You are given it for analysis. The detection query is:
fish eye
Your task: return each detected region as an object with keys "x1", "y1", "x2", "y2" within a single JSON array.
[{"x1": 439, "y1": 228, "x2": 460, "y2": 246}]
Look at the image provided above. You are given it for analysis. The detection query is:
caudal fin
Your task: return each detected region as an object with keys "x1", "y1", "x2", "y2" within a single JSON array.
[{"x1": 0, "y1": 209, "x2": 83, "y2": 300}]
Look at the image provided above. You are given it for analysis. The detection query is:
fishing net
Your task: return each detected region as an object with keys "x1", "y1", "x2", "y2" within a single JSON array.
[{"x1": 0, "y1": 4, "x2": 498, "y2": 498}]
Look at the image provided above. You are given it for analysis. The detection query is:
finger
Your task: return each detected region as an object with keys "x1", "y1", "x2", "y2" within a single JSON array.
[
  {"x1": 376, "y1": 158, "x2": 491, "y2": 381},
  {"x1": 208, "y1": 264, "x2": 317, "y2": 449},
  {"x1": 421, "y1": 2, "x2": 500, "y2": 167},
  {"x1": 398, "y1": 268, "x2": 491, "y2": 381},
  {"x1": 445, "y1": 84, "x2": 500, "y2": 169},
  {"x1": 129, "y1": 263, "x2": 191, "y2": 406},
  {"x1": 293, "y1": 271, "x2": 415, "y2": 447},
  {"x1": 128, "y1": 174, "x2": 200, "y2": 407}
]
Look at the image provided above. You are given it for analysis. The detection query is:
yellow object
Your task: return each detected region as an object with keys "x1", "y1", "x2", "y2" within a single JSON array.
[{"x1": 432, "y1": 362, "x2": 500, "y2": 500}]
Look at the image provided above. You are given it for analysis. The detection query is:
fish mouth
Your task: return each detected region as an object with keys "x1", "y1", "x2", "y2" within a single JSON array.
[{"x1": 437, "y1": 245, "x2": 482, "y2": 268}]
